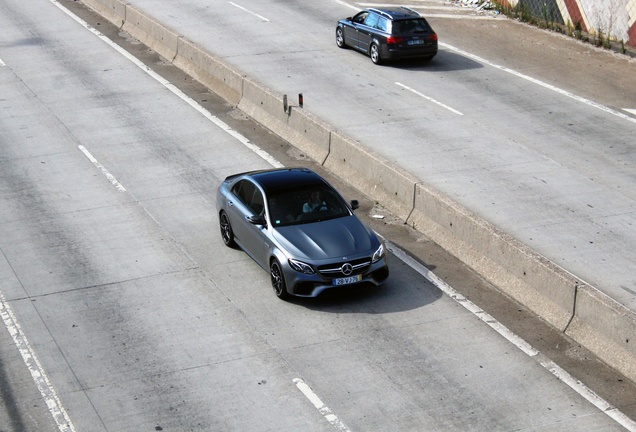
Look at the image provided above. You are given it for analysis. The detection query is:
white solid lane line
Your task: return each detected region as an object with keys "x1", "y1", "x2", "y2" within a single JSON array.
[
  {"x1": 439, "y1": 41, "x2": 636, "y2": 125},
  {"x1": 385, "y1": 239, "x2": 636, "y2": 432},
  {"x1": 0, "y1": 290, "x2": 77, "y2": 432}
]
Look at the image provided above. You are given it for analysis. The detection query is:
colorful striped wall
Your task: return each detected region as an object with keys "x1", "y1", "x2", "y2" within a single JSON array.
[{"x1": 502, "y1": 0, "x2": 636, "y2": 46}]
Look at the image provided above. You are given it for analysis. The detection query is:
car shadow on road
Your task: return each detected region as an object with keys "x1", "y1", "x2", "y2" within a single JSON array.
[
  {"x1": 392, "y1": 49, "x2": 483, "y2": 72},
  {"x1": 291, "y1": 254, "x2": 443, "y2": 315}
]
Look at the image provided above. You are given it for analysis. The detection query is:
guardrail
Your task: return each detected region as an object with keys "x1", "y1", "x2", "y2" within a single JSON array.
[{"x1": 81, "y1": 0, "x2": 636, "y2": 384}]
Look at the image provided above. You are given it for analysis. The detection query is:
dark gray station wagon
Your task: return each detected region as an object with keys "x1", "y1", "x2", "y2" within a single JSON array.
[{"x1": 336, "y1": 7, "x2": 438, "y2": 64}]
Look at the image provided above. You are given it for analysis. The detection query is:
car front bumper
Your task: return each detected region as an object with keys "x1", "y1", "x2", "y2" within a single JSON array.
[{"x1": 282, "y1": 255, "x2": 389, "y2": 298}]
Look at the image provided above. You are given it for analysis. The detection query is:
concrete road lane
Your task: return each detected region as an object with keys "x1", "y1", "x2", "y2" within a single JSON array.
[{"x1": 0, "y1": 0, "x2": 634, "y2": 431}]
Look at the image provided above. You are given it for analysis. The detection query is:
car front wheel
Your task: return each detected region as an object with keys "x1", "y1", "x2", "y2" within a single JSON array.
[
  {"x1": 370, "y1": 43, "x2": 382, "y2": 65},
  {"x1": 270, "y1": 259, "x2": 289, "y2": 300},
  {"x1": 219, "y1": 211, "x2": 235, "y2": 247},
  {"x1": 336, "y1": 27, "x2": 346, "y2": 48}
]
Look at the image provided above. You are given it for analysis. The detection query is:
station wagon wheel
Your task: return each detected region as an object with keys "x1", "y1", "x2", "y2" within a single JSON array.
[
  {"x1": 270, "y1": 259, "x2": 289, "y2": 300},
  {"x1": 219, "y1": 211, "x2": 235, "y2": 247},
  {"x1": 336, "y1": 27, "x2": 346, "y2": 48},
  {"x1": 370, "y1": 43, "x2": 382, "y2": 64}
]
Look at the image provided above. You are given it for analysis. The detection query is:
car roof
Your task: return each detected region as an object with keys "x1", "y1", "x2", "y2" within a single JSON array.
[
  {"x1": 366, "y1": 7, "x2": 422, "y2": 20},
  {"x1": 231, "y1": 168, "x2": 328, "y2": 194}
]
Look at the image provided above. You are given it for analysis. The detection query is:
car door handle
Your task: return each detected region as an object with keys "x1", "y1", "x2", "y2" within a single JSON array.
[{"x1": 228, "y1": 200, "x2": 233, "y2": 207}]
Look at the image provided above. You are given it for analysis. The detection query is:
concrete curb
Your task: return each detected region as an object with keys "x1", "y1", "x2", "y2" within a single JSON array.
[{"x1": 81, "y1": 0, "x2": 636, "y2": 384}]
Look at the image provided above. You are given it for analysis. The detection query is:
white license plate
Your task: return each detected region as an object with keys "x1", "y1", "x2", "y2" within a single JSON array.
[
  {"x1": 407, "y1": 39, "x2": 423, "y2": 45},
  {"x1": 333, "y1": 275, "x2": 362, "y2": 285}
]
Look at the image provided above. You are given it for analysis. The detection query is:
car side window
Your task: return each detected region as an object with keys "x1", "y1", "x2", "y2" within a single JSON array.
[
  {"x1": 232, "y1": 180, "x2": 264, "y2": 215},
  {"x1": 363, "y1": 13, "x2": 379, "y2": 28},
  {"x1": 376, "y1": 17, "x2": 388, "y2": 32},
  {"x1": 250, "y1": 188, "x2": 265, "y2": 216},
  {"x1": 352, "y1": 11, "x2": 368, "y2": 24},
  {"x1": 231, "y1": 180, "x2": 248, "y2": 205}
]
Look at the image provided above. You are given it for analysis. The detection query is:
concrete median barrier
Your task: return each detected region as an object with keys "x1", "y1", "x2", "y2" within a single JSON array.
[
  {"x1": 173, "y1": 38, "x2": 244, "y2": 107},
  {"x1": 81, "y1": 0, "x2": 126, "y2": 27},
  {"x1": 238, "y1": 77, "x2": 331, "y2": 164},
  {"x1": 566, "y1": 285, "x2": 636, "y2": 383},
  {"x1": 122, "y1": 6, "x2": 179, "y2": 62},
  {"x1": 408, "y1": 182, "x2": 578, "y2": 332},
  {"x1": 323, "y1": 132, "x2": 418, "y2": 222}
]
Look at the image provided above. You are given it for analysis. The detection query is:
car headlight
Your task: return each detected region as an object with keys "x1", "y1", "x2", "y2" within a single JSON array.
[
  {"x1": 288, "y1": 258, "x2": 315, "y2": 275},
  {"x1": 372, "y1": 243, "x2": 385, "y2": 263}
]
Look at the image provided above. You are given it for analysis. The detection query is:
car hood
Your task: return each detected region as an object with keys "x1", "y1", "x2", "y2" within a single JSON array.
[{"x1": 272, "y1": 216, "x2": 377, "y2": 260}]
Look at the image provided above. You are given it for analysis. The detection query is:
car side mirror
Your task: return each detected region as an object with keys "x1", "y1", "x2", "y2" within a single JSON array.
[
  {"x1": 346, "y1": 17, "x2": 352, "y2": 21},
  {"x1": 350, "y1": 200, "x2": 359, "y2": 210},
  {"x1": 247, "y1": 215, "x2": 266, "y2": 226}
]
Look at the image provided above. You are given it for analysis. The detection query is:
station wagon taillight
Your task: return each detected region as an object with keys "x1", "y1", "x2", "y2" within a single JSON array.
[
  {"x1": 429, "y1": 34, "x2": 438, "y2": 41},
  {"x1": 387, "y1": 36, "x2": 403, "y2": 44}
]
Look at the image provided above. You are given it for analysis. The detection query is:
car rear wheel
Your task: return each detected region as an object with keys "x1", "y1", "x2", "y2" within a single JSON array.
[
  {"x1": 219, "y1": 211, "x2": 235, "y2": 247},
  {"x1": 270, "y1": 259, "x2": 289, "y2": 300},
  {"x1": 336, "y1": 27, "x2": 346, "y2": 48},
  {"x1": 370, "y1": 43, "x2": 382, "y2": 65}
]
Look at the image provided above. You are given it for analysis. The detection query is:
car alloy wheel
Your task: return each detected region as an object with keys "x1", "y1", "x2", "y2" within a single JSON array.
[
  {"x1": 270, "y1": 259, "x2": 289, "y2": 300},
  {"x1": 370, "y1": 43, "x2": 382, "y2": 65},
  {"x1": 219, "y1": 211, "x2": 235, "y2": 247},
  {"x1": 336, "y1": 27, "x2": 345, "y2": 48}
]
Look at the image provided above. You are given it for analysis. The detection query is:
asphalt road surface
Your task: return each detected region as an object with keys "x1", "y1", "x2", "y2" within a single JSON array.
[{"x1": 0, "y1": 0, "x2": 635, "y2": 431}]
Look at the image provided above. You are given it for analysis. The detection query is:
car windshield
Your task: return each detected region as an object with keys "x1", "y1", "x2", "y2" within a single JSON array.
[
  {"x1": 392, "y1": 19, "x2": 432, "y2": 34},
  {"x1": 267, "y1": 185, "x2": 351, "y2": 227}
]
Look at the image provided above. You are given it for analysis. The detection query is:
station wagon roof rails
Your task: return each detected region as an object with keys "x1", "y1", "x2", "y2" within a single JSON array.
[
  {"x1": 367, "y1": 8, "x2": 393, "y2": 19},
  {"x1": 399, "y1": 6, "x2": 421, "y2": 16}
]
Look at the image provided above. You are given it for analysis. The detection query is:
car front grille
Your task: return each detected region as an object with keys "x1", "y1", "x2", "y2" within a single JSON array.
[{"x1": 318, "y1": 258, "x2": 371, "y2": 277}]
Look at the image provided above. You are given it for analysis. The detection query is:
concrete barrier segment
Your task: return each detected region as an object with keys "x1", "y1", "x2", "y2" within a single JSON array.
[
  {"x1": 238, "y1": 77, "x2": 330, "y2": 164},
  {"x1": 173, "y1": 38, "x2": 244, "y2": 107},
  {"x1": 565, "y1": 284, "x2": 636, "y2": 384},
  {"x1": 408, "y1": 182, "x2": 577, "y2": 332},
  {"x1": 81, "y1": 0, "x2": 126, "y2": 28},
  {"x1": 323, "y1": 132, "x2": 418, "y2": 222},
  {"x1": 121, "y1": 6, "x2": 179, "y2": 62}
]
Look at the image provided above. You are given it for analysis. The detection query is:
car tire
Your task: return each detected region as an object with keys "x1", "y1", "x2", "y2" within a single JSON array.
[
  {"x1": 270, "y1": 259, "x2": 289, "y2": 300},
  {"x1": 219, "y1": 211, "x2": 235, "y2": 247},
  {"x1": 370, "y1": 43, "x2": 382, "y2": 65},
  {"x1": 336, "y1": 27, "x2": 346, "y2": 48}
]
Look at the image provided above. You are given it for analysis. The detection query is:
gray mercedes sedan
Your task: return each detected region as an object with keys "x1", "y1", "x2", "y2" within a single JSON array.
[{"x1": 216, "y1": 168, "x2": 389, "y2": 299}]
